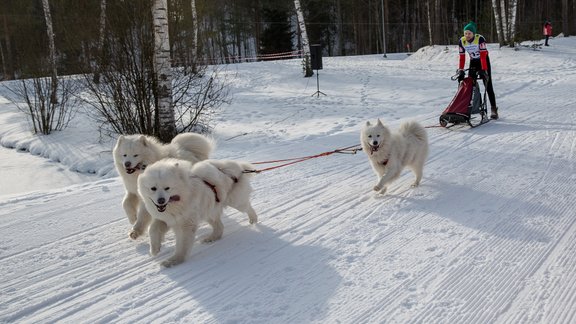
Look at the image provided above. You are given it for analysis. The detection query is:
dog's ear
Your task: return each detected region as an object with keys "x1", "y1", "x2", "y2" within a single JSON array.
[
  {"x1": 117, "y1": 135, "x2": 125, "y2": 143},
  {"x1": 365, "y1": 121, "x2": 372, "y2": 127},
  {"x1": 138, "y1": 135, "x2": 148, "y2": 147},
  {"x1": 377, "y1": 119, "x2": 384, "y2": 126}
]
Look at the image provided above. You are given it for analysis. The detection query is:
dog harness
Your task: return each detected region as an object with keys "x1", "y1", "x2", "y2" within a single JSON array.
[
  {"x1": 202, "y1": 180, "x2": 220, "y2": 202},
  {"x1": 369, "y1": 144, "x2": 389, "y2": 165}
]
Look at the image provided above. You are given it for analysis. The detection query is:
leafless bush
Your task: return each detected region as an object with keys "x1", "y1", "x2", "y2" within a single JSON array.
[
  {"x1": 172, "y1": 65, "x2": 231, "y2": 134},
  {"x1": 3, "y1": 76, "x2": 79, "y2": 134},
  {"x1": 80, "y1": 62, "x2": 230, "y2": 139}
]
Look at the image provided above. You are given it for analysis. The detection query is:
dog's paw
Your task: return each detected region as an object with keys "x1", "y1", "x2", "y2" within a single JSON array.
[
  {"x1": 203, "y1": 236, "x2": 221, "y2": 243},
  {"x1": 150, "y1": 246, "x2": 160, "y2": 256},
  {"x1": 128, "y1": 229, "x2": 140, "y2": 240},
  {"x1": 411, "y1": 182, "x2": 420, "y2": 188},
  {"x1": 373, "y1": 185, "x2": 381, "y2": 191},
  {"x1": 161, "y1": 257, "x2": 183, "y2": 268}
]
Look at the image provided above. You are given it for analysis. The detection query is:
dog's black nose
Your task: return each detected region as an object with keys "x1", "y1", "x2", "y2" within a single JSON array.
[
  {"x1": 372, "y1": 141, "x2": 379, "y2": 146},
  {"x1": 124, "y1": 161, "x2": 131, "y2": 167},
  {"x1": 157, "y1": 197, "x2": 166, "y2": 205}
]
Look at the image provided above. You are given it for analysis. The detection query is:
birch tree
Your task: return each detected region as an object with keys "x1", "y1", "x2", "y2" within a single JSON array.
[
  {"x1": 93, "y1": 0, "x2": 107, "y2": 84},
  {"x1": 191, "y1": 0, "x2": 198, "y2": 60},
  {"x1": 491, "y1": 0, "x2": 518, "y2": 46},
  {"x1": 41, "y1": 0, "x2": 58, "y2": 104},
  {"x1": 562, "y1": 0, "x2": 570, "y2": 37},
  {"x1": 294, "y1": 0, "x2": 313, "y2": 77},
  {"x1": 426, "y1": 1, "x2": 433, "y2": 46},
  {"x1": 507, "y1": 0, "x2": 518, "y2": 45},
  {"x1": 491, "y1": 0, "x2": 504, "y2": 45},
  {"x1": 152, "y1": 0, "x2": 175, "y2": 142}
]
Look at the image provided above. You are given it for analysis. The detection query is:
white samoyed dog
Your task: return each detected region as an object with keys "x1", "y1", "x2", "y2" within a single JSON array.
[
  {"x1": 113, "y1": 133, "x2": 213, "y2": 239},
  {"x1": 360, "y1": 119, "x2": 429, "y2": 194},
  {"x1": 137, "y1": 158, "x2": 258, "y2": 267}
]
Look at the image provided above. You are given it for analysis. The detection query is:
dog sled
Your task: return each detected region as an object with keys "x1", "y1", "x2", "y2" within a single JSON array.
[{"x1": 439, "y1": 68, "x2": 489, "y2": 128}]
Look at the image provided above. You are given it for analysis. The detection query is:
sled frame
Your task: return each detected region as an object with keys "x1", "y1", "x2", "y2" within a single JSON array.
[{"x1": 440, "y1": 69, "x2": 489, "y2": 128}]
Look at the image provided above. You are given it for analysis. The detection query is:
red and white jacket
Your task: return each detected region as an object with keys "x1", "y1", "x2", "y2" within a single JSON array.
[
  {"x1": 458, "y1": 34, "x2": 489, "y2": 71},
  {"x1": 544, "y1": 23, "x2": 552, "y2": 36}
]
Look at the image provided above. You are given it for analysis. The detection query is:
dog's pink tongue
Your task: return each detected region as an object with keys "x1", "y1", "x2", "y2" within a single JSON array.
[{"x1": 169, "y1": 195, "x2": 180, "y2": 202}]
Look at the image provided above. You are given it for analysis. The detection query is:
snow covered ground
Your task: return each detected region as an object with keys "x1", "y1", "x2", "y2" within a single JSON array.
[{"x1": 1, "y1": 37, "x2": 576, "y2": 323}]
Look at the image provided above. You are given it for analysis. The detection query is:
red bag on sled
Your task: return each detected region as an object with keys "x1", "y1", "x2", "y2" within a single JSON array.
[{"x1": 439, "y1": 77, "x2": 474, "y2": 126}]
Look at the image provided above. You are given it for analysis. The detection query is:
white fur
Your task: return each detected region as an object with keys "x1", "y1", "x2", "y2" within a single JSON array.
[
  {"x1": 113, "y1": 133, "x2": 214, "y2": 240},
  {"x1": 137, "y1": 158, "x2": 258, "y2": 267},
  {"x1": 360, "y1": 119, "x2": 429, "y2": 194}
]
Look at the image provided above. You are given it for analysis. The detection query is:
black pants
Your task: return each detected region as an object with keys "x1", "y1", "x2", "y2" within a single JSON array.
[
  {"x1": 469, "y1": 56, "x2": 497, "y2": 108},
  {"x1": 545, "y1": 35, "x2": 550, "y2": 46}
]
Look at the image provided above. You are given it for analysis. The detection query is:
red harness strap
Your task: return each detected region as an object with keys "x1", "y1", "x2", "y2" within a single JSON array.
[{"x1": 203, "y1": 180, "x2": 220, "y2": 202}]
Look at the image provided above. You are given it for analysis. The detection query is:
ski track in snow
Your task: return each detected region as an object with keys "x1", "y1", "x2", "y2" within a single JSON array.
[{"x1": 1, "y1": 39, "x2": 576, "y2": 323}]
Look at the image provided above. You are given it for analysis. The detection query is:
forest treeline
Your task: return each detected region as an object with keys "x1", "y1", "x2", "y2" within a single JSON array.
[{"x1": 1, "y1": 0, "x2": 575, "y2": 80}]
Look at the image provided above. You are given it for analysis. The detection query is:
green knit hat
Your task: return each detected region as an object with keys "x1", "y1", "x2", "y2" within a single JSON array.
[{"x1": 464, "y1": 21, "x2": 477, "y2": 34}]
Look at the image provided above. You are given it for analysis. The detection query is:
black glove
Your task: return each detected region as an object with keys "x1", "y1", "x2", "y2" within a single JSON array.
[
  {"x1": 457, "y1": 69, "x2": 465, "y2": 82},
  {"x1": 478, "y1": 70, "x2": 487, "y2": 80}
]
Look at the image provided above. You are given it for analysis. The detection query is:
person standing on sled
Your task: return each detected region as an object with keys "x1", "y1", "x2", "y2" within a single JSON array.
[{"x1": 457, "y1": 21, "x2": 499, "y2": 119}]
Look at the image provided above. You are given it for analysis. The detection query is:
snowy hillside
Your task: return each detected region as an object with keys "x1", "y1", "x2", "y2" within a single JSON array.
[{"x1": 1, "y1": 37, "x2": 576, "y2": 323}]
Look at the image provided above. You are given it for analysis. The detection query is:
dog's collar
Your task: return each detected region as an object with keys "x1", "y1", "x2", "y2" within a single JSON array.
[
  {"x1": 380, "y1": 159, "x2": 388, "y2": 166},
  {"x1": 125, "y1": 162, "x2": 147, "y2": 174}
]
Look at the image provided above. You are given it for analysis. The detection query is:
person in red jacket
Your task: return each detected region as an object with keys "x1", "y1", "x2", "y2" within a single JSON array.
[
  {"x1": 457, "y1": 21, "x2": 498, "y2": 119},
  {"x1": 544, "y1": 21, "x2": 552, "y2": 46}
]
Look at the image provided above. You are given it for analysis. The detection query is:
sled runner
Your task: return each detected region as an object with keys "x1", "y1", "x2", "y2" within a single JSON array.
[{"x1": 439, "y1": 68, "x2": 489, "y2": 128}]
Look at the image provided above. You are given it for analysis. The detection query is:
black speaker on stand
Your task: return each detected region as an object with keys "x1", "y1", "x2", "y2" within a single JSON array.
[{"x1": 310, "y1": 44, "x2": 326, "y2": 97}]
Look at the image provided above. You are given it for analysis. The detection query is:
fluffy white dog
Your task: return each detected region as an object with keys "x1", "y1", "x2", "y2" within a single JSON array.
[
  {"x1": 137, "y1": 158, "x2": 258, "y2": 267},
  {"x1": 113, "y1": 133, "x2": 213, "y2": 239},
  {"x1": 361, "y1": 119, "x2": 429, "y2": 194}
]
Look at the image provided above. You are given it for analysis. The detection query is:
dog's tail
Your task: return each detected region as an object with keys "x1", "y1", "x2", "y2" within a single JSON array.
[
  {"x1": 400, "y1": 121, "x2": 428, "y2": 144},
  {"x1": 172, "y1": 133, "x2": 215, "y2": 162}
]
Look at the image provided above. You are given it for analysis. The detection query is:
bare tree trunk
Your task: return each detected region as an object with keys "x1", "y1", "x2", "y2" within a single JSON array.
[
  {"x1": 2, "y1": 15, "x2": 14, "y2": 80},
  {"x1": 451, "y1": 0, "x2": 458, "y2": 39},
  {"x1": 335, "y1": 0, "x2": 343, "y2": 55},
  {"x1": 508, "y1": 0, "x2": 518, "y2": 46},
  {"x1": 562, "y1": 0, "x2": 570, "y2": 36},
  {"x1": 491, "y1": 0, "x2": 505, "y2": 45},
  {"x1": 426, "y1": 1, "x2": 433, "y2": 46},
  {"x1": 294, "y1": 0, "x2": 313, "y2": 77},
  {"x1": 93, "y1": 0, "x2": 107, "y2": 84},
  {"x1": 191, "y1": 0, "x2": 198, "y2": 59},
  {"x1": 41, "y1": 0, "x2": 58, "y2": 105},
  {"x1": 152, "y1": 0, "x2": 175, "y2": 142},
  {"x1": 500, "y1": 0, "x2": 509, "y2": 42},
  {"x1": 0, "y1": 32, "x2": 6, "y2": 80}
]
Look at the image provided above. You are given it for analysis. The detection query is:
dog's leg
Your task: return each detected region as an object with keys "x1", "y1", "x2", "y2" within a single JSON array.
[
  {"x1": 129, "y1": 202, "x2": 151, "y2": 240},
  {"x1": 162, "y1": 224, "x2": 197, "y2": 267},
  {"x1": 246, "y1": 204, "x2": 258, "y2": 224},
  {"x1": 410, "y1": 161, "x2": 425, "y2": 187},
  {"x1": 204, "y1": 212, "x2": 224, "y2": 242},
  {"x1": 149, "y1": 219, "x2": 168, "y2": 256},
  {"x1": 122, "y1": 192, "x2": 139, "y2": 224},
  {"x1": 234, "y1": 202, "x2": 258, "y2": 224},
  {"x1": 374, "y1": 163, "x2": 402, "y2": 193}
]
